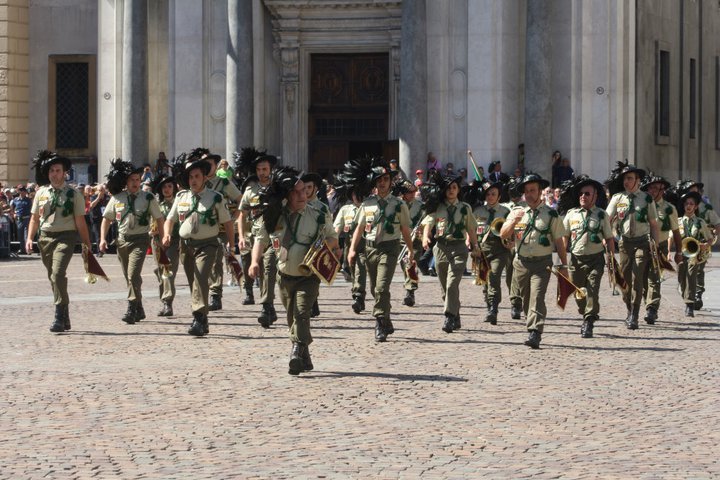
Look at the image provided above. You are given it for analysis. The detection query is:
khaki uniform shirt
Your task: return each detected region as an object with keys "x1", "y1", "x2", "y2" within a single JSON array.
[
  {"x1": 167, "y1": 188, "x2": 232, "y2": 240},
  {"x1": 104, "y1": 191, "x2": 164, "y2": 237},
  {"x1": 655, "y1": 198, "x2": 679, "y2": 243},
  {"x1": 512, "y1": 203, "x2": 567, "y2": 257},
  {"x1": 31, "y1": 183, "x2": 85, "y2": 233},
  {"x1": 698, "y1": 202, "x2": 720, "y2": 227},
  {"x1": 563, "y1": 206, "x2": 613, "y2": 256},
  {"x1": 334, "y1": 203, "x2": 359, "y2": 238},
  {"x1": 679, "y1": 215, "x2": 712, "y2": 242},
  {"x1": 309, "y1": 197, "x2": 333, "y2": 226},
  {"x1": 159, "y1": 197, "x2": 180, "y2": 238},
  {"x1": 606, "y1": 190, "x2": 658, "y2": 238},
  {"x1": 240, "y1": 181, "x2": 265, "y2": 236},
  {"x1": 355, "y1": 193, "x2": 411, "y2": 243},
  {"x1": 256, "y1": 204, "x2": 338, "y2": 277},
  {"x1": 473, "y1": 203, "x2": 510, "y2": 241},
  {"x1": 424, "y1": 200, "x2": 478, "y2": 242}
]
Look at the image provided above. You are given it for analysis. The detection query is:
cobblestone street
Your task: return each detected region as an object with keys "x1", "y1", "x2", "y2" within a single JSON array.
[{"x1": 1, "y1": 252, "x2": 718, "y2": 478}]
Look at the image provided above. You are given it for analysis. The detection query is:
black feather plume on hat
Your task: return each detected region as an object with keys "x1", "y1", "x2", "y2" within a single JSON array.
[
  {"x1": 605, "y1": 159, "x2": 646, "y2": 196},
  {"x1": 256, "y1": 166, "x2": 301, "y2": 232},
  {"x1": 504, "y1": 176, "x2": 522, "y2": 200},
  {"x1": 233, "y1": 147, "x2": 267, "y2": 178},
  {"x1": 334, "y1": 156, "x2": 375, "y2": 202},
  {"x1": 664, "y1": 183, "x2": 680, "y2": 208},
  {"x1": 391, "y1": 179, "x2": 416, "y2": 197},
  {"x1": 189, "y1": 147, "x2": 210, "y2": 160},
  {"x1": 150, "y1": 173, "x2": 177, "y2": 197},
  {"x1": 460, "y1": 181, "x2": 484, "y2": 209},
  {"x1": 419, "y1": 170, "x2": 445, "y2": 214},
  {"x1": 106, "y1": 158, "x2": 135, "y2": 195},
  {"x1": 171, "y1": 153, "x2": 190, "y2": 190},
  {"x1": 32, "y1": 150, "x2": 72, "y2": 186},
  {"x1": 556, "y1": 175, "x2": 607, "y2": 215}
]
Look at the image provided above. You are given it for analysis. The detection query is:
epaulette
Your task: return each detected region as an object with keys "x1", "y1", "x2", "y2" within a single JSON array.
[
  {"x1": 145, "y1": 192, "x2": 154, "y2": 201},
  {"x1": 645, "y1": 193, "x2": 652, "y2": 203},
  {"x1": 66, "y1": 189, "x2": 74, "y2": 198},
  {"x1": 705, "y1": 202, "x2": 713, "y2": 211},
  {"x1": 214, "y1": 193, "x2": 223, "y2": 204},
  {"x1": 597, "y1": 210, "x2": 605, "y2": 219},
  {"x1": 548, "y1": 209, "x2": 559, "y2": 218},
  {"x1": 222, "y1": 178, "x2": 229, "y2": 186}
]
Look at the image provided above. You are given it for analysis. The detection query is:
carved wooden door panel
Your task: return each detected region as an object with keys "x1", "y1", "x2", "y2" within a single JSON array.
[{"x1": 309, "y1": 53, "x2": 389, "y2": 178}]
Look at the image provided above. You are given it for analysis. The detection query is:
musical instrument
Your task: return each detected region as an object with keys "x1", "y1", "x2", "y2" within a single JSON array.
[
  {"x1": 682, "y1": 236, "x2": 712, "y2": 265},
  {"x1": 299, "y1": 231, "x2": 341, "y2": 284},
  {"x1": 547, "y1": 265, "x2": 586, "y2": 310},
  {"x1": 487, "y1": 216, "x2": 514, "y2": 249},
  {"x1": 471, "y1": 249, "x2": 490, "y2": 286},
  {"x1": 648, "y1": 234, "x2": 664, "y2": 282},
  {"x1": 82, "y1": 244, "x2": 109, "y2": 284},
  {"x1": 151, "y1": 235, "x2": 173, "y2": 279},
  {"x1": 399, "y1": 224, "x2": 422, "y2": 286}
]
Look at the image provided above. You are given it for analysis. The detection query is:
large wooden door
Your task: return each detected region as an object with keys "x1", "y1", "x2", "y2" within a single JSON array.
[{"x1": 309, "y1": 53, "x2": 393, "y2": 179}]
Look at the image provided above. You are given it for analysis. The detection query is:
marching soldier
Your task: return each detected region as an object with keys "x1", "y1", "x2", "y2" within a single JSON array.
[
  {"x1": 198, "y1": 148, "x2": 244, "y2": 312},
  {"x1": 151, "y1": 174, "x2": 180, "y2": 316},
  {"x1": 678, "y1": 180, "x2": 720, "y2": 310},
  {"x1": 100, "y1": 159, "x2": 165, "y2": 325},
  {"x1": 238, "y1": 154, "x2": 279, "y2": 328},
  {"x1": 422, "y1": 174, "x2": 479, "y2": 333},
  {"x1": 502, "y1": 177, "x2": 525, "y2": 320},
  {"x1": 500, "y1": 173, "x2": 568, "y2": 349},
  {"x1": 560, "y1": 176, "x2": 614, "y2": 338},
  {"x1": 333, "y1": 189, "x2": 367, "y2": 314},
  {"x1": 25, "y1": 150, "x2": 92, "y2": 332},
  {"x1": 641, "y1": 174, "x2": 682, "y2": 324},
  {"x1": 347, "y1": 158, "x2": 414, "y2": 342},
  {"x1": 249, "y1": 167, "x2": 341, "y2": 375},
  {"x1": 605, "y1": 161, "x2": 660, "y2": 329},
  {"x1": 676, "y1": 191, "x2": 714, "y2": 317},
  {"x1": 471, "y1": 181, "x2": 511, "y2": 325},
  {"x1": 162, "y1": 155, "x2": 234, "y2": 336},
  {"x1": 396, "y1": 180, "x2": 424, "y2": 307},
  {"x1": 301, "y1": 172, "x2": 332, "y2": 318}
]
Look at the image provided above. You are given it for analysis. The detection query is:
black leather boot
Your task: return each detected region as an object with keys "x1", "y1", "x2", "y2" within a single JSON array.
[
  {"x1": 453, "y1": 314, "x2": 461, "y2": 330},
  {"x1": 301, "y1": 344, "x2": 314, "y2": 372},
  {"x1": 158, "y1": 301, "x2": 173, "y2": 317},
  {"x1": 242, "y1": 288, "x2": 255, "y2": 305},
  {"x1": 188, "y1": 311, "x2": 206, "y2": 336},
  {"x1": 258, "y1": 303, "x2": 272, "y2": 328},
  {"x1": 442, "y1": 314, "x2": 454, "y2": 333},
  {"x1": 122, "y1": 301, "x2": 137, "y2": 324},
  {"x1": 352, "y1": 296, "x2": 365, "y2": 314},
  {"x1": 524, "y1": 330, "x2": 542, "y2": 349},
  {"x1": 628, "y1": 305, "x2": 639, "y2": 330},
  {"x1": 50, "y1": 305, "x2": 65, "y2": 332},
  {"x1": 268, "y1": 304, "x2": 278, "y2": 324},
  {"x1": 202, "y1": 313, "x2": 209, "y2": 334},
  {"x1": 62, "y1": 304, "x2": 71, "y2": 331},
  {"x1": 403, "y1": 290, "x2": 415, "y2": 307},
  {"x1": 383, "y1": 317, "x2": 395, "y2": 335},
  {"x1": 685, "y1": 304, "x2": 694, "y2": 317},
  {"x1": 208, "y1": 295, "x2": 222, "y2": 311},
  {"x1": 288, "y1": 342, "x2": 304, "y2": 375},
  {"x1": 311, "y1": 300, "x2": 320, "y2": 318},
  {"x1": 581, "y1": 317, "x2": 595, "y2": 338},
  {"x1": 136, "y1": 302, "x2": 145, "y2": 321},
  {"x1": 511, "y1": 305, "x2": 522, "y2": 320},
  {"x1": 694, "y1": 294, "x2": 703, "y2": 310},
  {"x1": 644, "y1": 306, "x2": 657, "y2": 325},
  {"x1": 374, "y1": 318, "x2": 387, "y2": 342}
]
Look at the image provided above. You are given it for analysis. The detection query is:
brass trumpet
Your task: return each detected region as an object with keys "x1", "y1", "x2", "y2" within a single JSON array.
[{"x1": 488, "y1": 217, "x2": 514, "y2": 249}]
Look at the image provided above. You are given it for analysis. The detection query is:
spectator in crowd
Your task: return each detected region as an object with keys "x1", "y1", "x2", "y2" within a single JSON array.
[
  {"x1": 543, "y1": 186, "x2": 558, "y2": 209},
  {"x1": 551, "y1": 150, "x2": 562, "y2": 186},
  {"x1": 487, "y1": 161, "x2": 509, "y2": 184},
  {"x1": 443, "y1": 162, "x2": 455, "y2": 177},
  {"x1": 11, "y1": 185, "x2": 33, "y2": 251},
  {"x1": 89, "y1": 184, "x2": 109, "y2": 255},
  {"x1": 414, "y1": 169, "x2": 425, "y2": 187},
  {"x1": 458, "y1": 168, "x2": 469, "y2": 186},
  {"x1": 88, "y1": 156, "x2": 98, "y2": 184},
  {"x1": 552, "y1": 152, "x2": 575, "y2": 187},
  {"x1": 155, "y1": 151, "x2": 170, "y2": 176},
  {"x1": 389, "y1": 158, "x2": 406, "y2": 180},
  {"x1": 216, "y1": 158, "x2": 234, "y2": 179},
  {"x1": 141, "y1": 164, "x2": 154, "y2": 183},
  {"x1": 427, "y1": 152, "x2": 441, "y2": 173}
]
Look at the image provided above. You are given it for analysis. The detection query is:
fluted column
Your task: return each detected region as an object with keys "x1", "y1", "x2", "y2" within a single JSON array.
[
  {"x1": 523, "y1": 0, "x2": 553, "y2": 178},
  {"x1": 226, "y1": 0, "x2": 254, "y2": 160},
  {"x1": 399, "y1": 0, "x2": 427, "y2": 175},
  {"x1": 122, "y1": 0, "x2": 148, "y2": 166}
]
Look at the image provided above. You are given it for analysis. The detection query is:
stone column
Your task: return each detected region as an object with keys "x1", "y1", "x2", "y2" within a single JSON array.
[
  {"x1": 226, "y1": 0, "x2": 253, "y2": 160},
  {"x1": 122, "y1": 0, "x2": 148, "y2": 166},
  {"x1": 399, "y1": 0, "x2": 427, "y2": 176},
  {"x1": 523, "y1": 0, "x2": 552, "y2": 178}
]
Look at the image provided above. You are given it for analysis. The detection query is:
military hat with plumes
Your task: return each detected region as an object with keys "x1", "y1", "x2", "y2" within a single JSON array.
[
  {"x1": 256, "y1": 166, "x2": 302, "y2": 232},
  {"x1": 557, "y1": 174, "x2": 607, "y2": 215},
  {"x1": 640, "y1": 171, "x2": 671, "y2": 192},
  {"x1": 419, "y1": 171, "x2": 463, "y2": 214},
  {"x1": 105, "y1": 158, "x2": 137, "y2": 195},
  {"x1": 150, "y1": 173, "x2": 177, "y2": 196},
  {"x1": 190, "y1": 147, "x2": 221, "y2": 164},
  {"x1": 605, "y1": 159, "x2": 646, "y2": 196},
  {"x1": 391, "y1": 178, "x2": 417, "y2": 197},
  {"x1": 32, "y1": 150, "x2": 72, "y2": 186},
  {"x1": 516, "y1": 172, "x2": 550, "y2": 192}
]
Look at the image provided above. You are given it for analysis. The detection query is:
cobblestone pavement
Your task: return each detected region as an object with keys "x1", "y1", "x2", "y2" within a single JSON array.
[{"x1": 1, "y1": 251, "x2": 718, "y2": 479}]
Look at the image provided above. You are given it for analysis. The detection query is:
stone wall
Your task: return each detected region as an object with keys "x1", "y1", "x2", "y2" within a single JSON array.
[{"x1": 0, "y1": 0, "x2": 29, "y2": 186}]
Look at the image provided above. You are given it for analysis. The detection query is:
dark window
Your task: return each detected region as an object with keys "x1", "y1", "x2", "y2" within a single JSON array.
[
  {"x1": 690, "y1": 58, "x2": 696, "y2": 139},
  {"x1": 55, "y1": 62, "x2": 89, "y2": 149},
  {"x1": 658, "y1": 49, "x2": 671, "y2": 138}
]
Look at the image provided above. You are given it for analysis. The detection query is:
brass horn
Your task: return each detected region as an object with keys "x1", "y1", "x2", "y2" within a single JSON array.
[
  {"x1": 682, "y1": 237, "x2": 700, "y2": 258},
  {"x1": 489, "y1": 217, "x2": 505, "y2": 237}
]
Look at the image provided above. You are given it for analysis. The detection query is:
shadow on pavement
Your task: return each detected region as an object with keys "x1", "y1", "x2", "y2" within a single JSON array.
[{"x1": 304, "y1": 371, "x2": 468, "y2": 382}]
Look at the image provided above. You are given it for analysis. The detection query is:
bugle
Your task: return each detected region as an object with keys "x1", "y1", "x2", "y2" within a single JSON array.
[{"x1": 547, "y1": 266, "x2": 587, "y2": 299}]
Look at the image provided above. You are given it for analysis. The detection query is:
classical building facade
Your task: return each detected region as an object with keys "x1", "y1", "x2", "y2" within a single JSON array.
[{"x1": 1, "y1": 0, "x2": 719, "y2": 201}]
